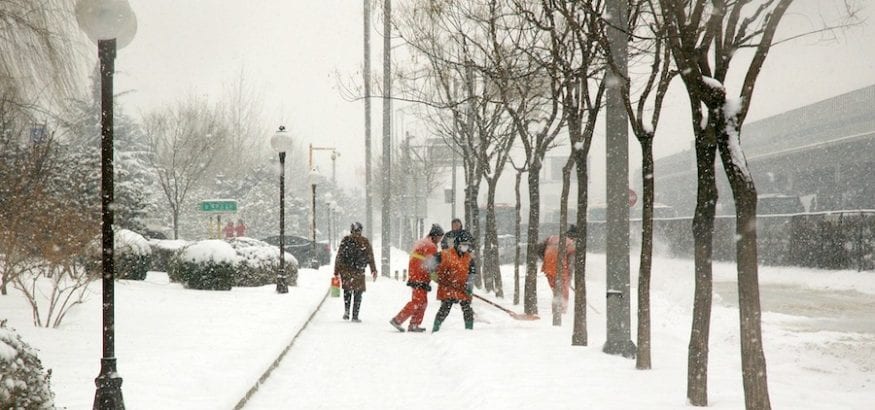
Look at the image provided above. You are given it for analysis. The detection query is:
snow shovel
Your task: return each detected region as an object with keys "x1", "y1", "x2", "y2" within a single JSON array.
[{"x1": 470, "y1": 292, "x2": 539, "y2": 321}]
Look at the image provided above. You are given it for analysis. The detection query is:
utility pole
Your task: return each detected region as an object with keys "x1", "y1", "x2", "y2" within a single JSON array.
[
  {"x1": 604, "y1": 0, "x2": 636, "y2": 358},
  {"x1": 381, "y1": 0, "x2": 392, "y2": 277},
  {"x1": 363, "y1": 0, "x2": 373, "y2": 240}
]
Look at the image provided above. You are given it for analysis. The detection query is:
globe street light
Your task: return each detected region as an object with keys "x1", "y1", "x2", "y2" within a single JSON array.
[
  {"x1": 270, "y1": 125, "x2": 293, "y2": 294},
  {"x1": 75, "y1": 0, "x2": 136, "y2": 408}
]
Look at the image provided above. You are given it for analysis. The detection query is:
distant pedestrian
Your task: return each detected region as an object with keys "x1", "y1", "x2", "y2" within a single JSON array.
[
  {"x1": 538, "y1": 225, "x2": 577, "y2": 312},
  {"x1": 333, "y1": 222, "x2": 378, "y2": 322},
  {"x1": 234, "y1": 219, "x2": 247, "y2": 238},
  {"x1": 431, "y1": 231, "x2": 477, "y2": 332},
  {"x1": 440, "y1": 218, "x2": 467, "y2": 250},
  {"x1": 390, "y1": 224, "x2": 444, "y2": 332},
  {"x1": 222, "y1": 220, "x2": 235, "y2": 239}
]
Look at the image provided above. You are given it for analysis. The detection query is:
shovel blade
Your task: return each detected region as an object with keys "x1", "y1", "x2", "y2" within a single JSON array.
[{"x1": 510, "y1": 312, "x2": 540, "y2": 321}]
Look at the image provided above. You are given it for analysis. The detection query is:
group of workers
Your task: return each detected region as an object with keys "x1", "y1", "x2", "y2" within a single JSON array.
[{"x1": 332, "y1": 218, "x2": 576, "y2": 332}]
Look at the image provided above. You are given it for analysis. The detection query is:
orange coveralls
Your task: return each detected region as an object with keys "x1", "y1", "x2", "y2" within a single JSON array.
[
  {"x1": 541, "y1": 235, "x2": 575, "y2": 308},
  {"x1": 392, "y1": 237, "x2": 438, "y2": 329}
]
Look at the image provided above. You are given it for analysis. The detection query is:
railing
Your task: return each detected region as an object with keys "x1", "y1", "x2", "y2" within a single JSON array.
[{"x1": 585, "y1": 210, "x2": 875, "y2": 272}]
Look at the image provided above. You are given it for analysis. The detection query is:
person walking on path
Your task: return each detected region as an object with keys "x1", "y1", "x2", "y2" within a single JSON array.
[
  {"x1": 334, "y1": 222, "x2": 378, "y2": 322},
  {"x1": 222, "y1": 220, "x2": 236, "y2": 239},
  {"x1": 440, "y1": 218, "x2": 467, "y2": 250},
  {"x1": 538, "y1": 225, "x2": 577, "y2": 312},
  {"x1": 390, "y1": 224, "x2": 444, "y2": 333},
  {"x1": 431, "y1": 231, "x2": 477, "y2": 332}
]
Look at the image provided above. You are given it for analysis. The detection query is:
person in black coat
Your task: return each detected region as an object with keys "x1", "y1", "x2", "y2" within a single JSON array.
[{"x1": 440, "y1": 218, "x2": 468, "y2": 250}]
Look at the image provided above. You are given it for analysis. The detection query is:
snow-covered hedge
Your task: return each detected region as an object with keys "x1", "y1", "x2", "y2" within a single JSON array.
[
  {"x1": 0, "y1": 320, "x2": 55, "y2": 408},
  {"x1": 83, "y1": 229, "x2": 153, "y2": 281},
  {"x1": 115, "y1": 229, "x2": 151, "y2": 280},
  {"x1": 169, "y1": 240, "x2": 239, "y2": 290},
  {"x1": 148, "y1": 239, "x2": 187, "y2": 273},
  {"x1": 227, "y1": 237, "x2": 298, "y2": 287}
]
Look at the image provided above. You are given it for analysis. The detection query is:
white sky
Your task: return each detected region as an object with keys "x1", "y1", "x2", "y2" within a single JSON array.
[{"x1": 114, "y1": 0, "x2": 875, "y2": 195}]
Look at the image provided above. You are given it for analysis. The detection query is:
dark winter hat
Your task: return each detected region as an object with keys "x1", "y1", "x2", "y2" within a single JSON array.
[
  {"x1": 451, "y1": 218, "x2": 463, "y2": 226},
  {"x1": 454, "y1": 231, "x2": 474, "y2": 247},
  {"x1": 567, "y1": 224, "x2": 578, "y2": 238},
  {"x1": 428, "y1": 224, "x2": 445, "y2": 238},
  {"x1": 350, "y1": 222, "x2": 363, "y2": 232}
]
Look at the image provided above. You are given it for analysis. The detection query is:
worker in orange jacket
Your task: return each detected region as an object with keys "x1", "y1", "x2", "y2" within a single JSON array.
[
  {"x1": 539, "y1": 225, "x2": 577, "y2": 312},
  {"x1": 431, "y1": 231, "x2": 477, "y2": 332},
  {"x1": 389, "y1": 224, "x2": 444, "y2": 332}
]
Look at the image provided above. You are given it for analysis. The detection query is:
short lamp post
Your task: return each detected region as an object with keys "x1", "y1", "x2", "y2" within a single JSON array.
[
  {"x1": 75, "y1": 0, "x2": 137, "y2": 408},
  {"x1": 309, "y1": 168, "x2": 322, "y2": 268},
  {"x1": 270, "y1": 126, "x2": 293, "y2": 294}
]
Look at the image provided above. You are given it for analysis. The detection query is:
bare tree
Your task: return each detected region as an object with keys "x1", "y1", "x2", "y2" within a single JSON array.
[
  {"x1": 0, "y1": 102, "x2": 56, "y2": 295},
  {"x1": 483, "y1": 0, "x2": 566, "y2": 315},
  {"x1": 509, "y1": 157, "x2": 528, "y2": 305},
  {"x1": 516, "y1": 0, "x2": 608, "y2": 329},
  {"x1": 658, "y1": 0, "x2": 860, "y2": 407},
  {"x1": 218, "y1": 67, "x2": 269, "y2": 178},
  {"x1": 143, "y1": 97, "x2": 230, "y2": 239},
  {"x1": 393, "y1": 0, "x2": 513, "y2": 292}
]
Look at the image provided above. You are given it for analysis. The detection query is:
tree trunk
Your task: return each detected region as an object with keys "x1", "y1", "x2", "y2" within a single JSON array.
[
  {"x1": 688, "y1": 125, "x2": 718, "y2": 406},
  {"x1": 554, "y1": 155, "x2": 574, "y2": 326},
  {"x1": 513, "y1": 168, "x2": 524, "y2": 305},
  {"x1": 636, "y1": 136, "x2": 655, "y2": 369},
  {"x1": 524, "y1": 162, "x2": 542, "y2": 315},
  {"x1": 484, "y1": 178, "x2": 503, "y2": 296},
  {"x1": 716, "y1": 115, "x2": 771, "y2": 410},
  {"x1": 464, "y1": 165, "x2": 483, "y2": 289},
  {"x1": 172, "y1": 207, "x2": 180, "y2": 240},
  {"x1": 571, "y1": 152, "x2": 588, "y2": 346}
]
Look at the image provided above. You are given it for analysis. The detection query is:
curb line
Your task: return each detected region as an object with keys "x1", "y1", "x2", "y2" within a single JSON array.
[{"x1": 233, "y1": 288, "x2": 331, "y2": 409}]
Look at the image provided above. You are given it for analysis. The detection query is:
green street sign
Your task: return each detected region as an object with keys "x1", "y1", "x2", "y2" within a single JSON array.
[{"x1": 200, "y1": 200, "x2": 237, "y2": 213}]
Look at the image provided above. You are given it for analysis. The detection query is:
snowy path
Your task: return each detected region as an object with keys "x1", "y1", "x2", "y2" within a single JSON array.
[
  {"x1": 244, "y1": 276, "x2": 572, "y2": 409},
  {"x1": 243, "y1": 252, "x2": 874, "y2": 410}
]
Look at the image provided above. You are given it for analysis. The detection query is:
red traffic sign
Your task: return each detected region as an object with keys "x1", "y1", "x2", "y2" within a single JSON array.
[{"x1": 628, "y1": 189, "x2": 637, "y2": 207}]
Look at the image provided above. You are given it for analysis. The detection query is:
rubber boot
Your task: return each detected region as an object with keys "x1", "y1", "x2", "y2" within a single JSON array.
[
  {"x1": 432, "y1": 320, "x2": 443, "y2": 333},
  {"x1": 464, "y1": 320, "x2": 473, "y2": 330}
]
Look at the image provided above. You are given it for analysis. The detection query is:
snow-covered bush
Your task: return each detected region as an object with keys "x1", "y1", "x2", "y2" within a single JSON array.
[
  {"x1": 148, "y1": 239, "x2": 187, "y2": 273},
  {"x1": 227, "y1": 237, "x2": 298, "y2": 287},
  {"x1": 114, "y1": 229, "x2": 151, "y2": 280},
  {"x1": 168, "y1": 240, "x2": 239, "y2": 290},
  {"x1": 0, "y1": 320, "x2": 55, "y2": 408}
]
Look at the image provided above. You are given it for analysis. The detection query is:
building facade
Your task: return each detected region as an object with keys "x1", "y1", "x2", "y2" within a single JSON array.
[{"x1": 648, "y1": 84, "x2": 875, "y2": 216}]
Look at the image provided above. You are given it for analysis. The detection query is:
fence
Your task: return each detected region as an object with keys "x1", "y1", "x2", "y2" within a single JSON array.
[{"x1": 586, "y1": 210, "x2": 875, "y2": 272}]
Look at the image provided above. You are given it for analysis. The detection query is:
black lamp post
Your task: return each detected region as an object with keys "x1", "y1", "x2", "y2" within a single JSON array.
[
  {"x1": 271, "y1": 126, "x2": 293, "y2": 293},
  {"x1": 75, "y1": 0, "x2": 137, "y2": 408},
  {"x1": 309, "y1": 168, "x2": 322, "y2": 268}
]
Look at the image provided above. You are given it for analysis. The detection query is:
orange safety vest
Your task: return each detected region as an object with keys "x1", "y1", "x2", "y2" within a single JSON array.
[
  {"x1": 436, "y1": 248, "x2": 473, "y2": 301},
  {"x1": 542, "y1": 235, "x2": 575, "y2": 281},
  {"x1": 408, "y1": 237, "x2": 438, "y2": 284}
]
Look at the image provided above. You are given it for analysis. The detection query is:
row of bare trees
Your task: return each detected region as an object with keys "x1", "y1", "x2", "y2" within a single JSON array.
[{"x1": 380, "y1": 0, "x2": 860, "y2": 408}]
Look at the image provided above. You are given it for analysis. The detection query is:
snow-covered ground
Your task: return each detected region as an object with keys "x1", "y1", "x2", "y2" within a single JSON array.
[{"x1": 1, "y1": 248, "x2": 873, "y2": 409}]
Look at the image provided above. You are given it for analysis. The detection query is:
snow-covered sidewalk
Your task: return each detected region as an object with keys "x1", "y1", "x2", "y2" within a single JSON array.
[
  {"x1": 1, "y1": 265, "x2": 333, "y2": 409},
  {"x1": 246, "y1": 252, "x2": 875, "y2": 410},
  {"x1": 1, "y1": 248, "x2": 873, "y2": 409}
]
